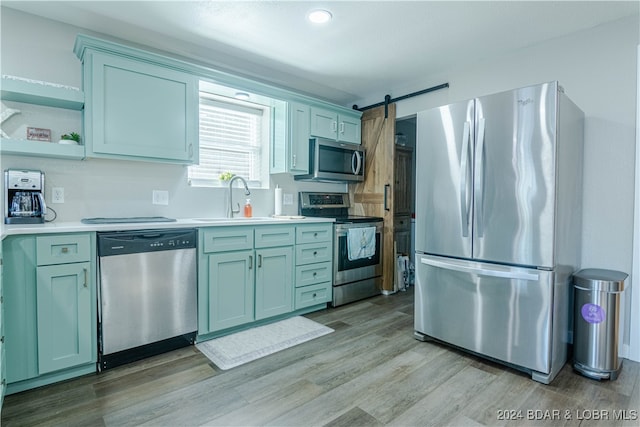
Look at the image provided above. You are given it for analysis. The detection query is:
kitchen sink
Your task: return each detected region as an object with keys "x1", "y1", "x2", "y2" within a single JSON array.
[{"x1": 192, "y1": 217, "x2": 275, "y2": 222}]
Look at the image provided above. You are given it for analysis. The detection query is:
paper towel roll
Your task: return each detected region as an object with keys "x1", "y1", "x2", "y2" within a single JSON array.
[{"x1": 274, "y1": 186, "x2": 283, "y2": 216}]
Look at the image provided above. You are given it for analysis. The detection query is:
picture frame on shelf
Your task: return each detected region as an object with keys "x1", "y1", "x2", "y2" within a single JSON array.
[{"x1": 26, "y1": 127, "x2": 51, "y2": 142}]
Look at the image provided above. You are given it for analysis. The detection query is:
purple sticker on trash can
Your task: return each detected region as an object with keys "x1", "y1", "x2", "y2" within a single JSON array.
[{"x1": 581, "y1": 303, "x2": 605, "y2": 324}]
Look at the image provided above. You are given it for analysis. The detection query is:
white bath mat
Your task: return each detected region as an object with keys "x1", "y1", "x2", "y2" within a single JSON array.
[{"x1": 196, "y1": 316, "x2": 333, "y2": 370}]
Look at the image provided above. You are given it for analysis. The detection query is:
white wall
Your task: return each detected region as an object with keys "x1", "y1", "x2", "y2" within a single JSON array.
[
  {"x1": 362, "y1": 15, "x2": 639, "y2": 360},
  {"x1": 0, "y1": 8, "x2": 346, "y2": 221},
  {"x1": 632, "y1": 44, "x2": 640, "y2": 362}
]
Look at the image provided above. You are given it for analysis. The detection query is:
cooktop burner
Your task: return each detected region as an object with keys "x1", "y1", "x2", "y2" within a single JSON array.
[{"x1": 81, "y1": 216, "x2": 176, "y2": 224}]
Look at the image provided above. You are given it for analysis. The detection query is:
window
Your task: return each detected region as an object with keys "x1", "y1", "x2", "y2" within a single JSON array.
[{"x1": 188, "y1": 82, "x2": 273, "y2": 188}]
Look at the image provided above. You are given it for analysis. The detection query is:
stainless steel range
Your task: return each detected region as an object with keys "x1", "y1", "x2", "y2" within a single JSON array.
[{"x1": 299, "y1": 192, "x2": 383, "y2": 307}]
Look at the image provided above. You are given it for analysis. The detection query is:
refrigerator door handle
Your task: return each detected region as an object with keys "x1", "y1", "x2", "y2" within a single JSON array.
[
  {"x1": 460, "y1": 121, "x2": 471, "y2": 237},
  {"x1": 474, "y1": 117, "x2": 486, "y2": 237},
  {"x1": 420, "y1": 256, "x2": 539, "y2": 281}
]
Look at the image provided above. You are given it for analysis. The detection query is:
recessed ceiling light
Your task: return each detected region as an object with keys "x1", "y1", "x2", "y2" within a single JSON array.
[
  {"x1": 307, "y1": 9, "x2": 332, "y2": 24},
  {"x1": 235, "y1": 92, "x2": 250, "y2": 100}
]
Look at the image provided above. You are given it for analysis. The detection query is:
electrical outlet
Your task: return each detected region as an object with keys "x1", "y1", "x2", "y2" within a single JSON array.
[
  {"x1": 283, "y1": 193, "x2": 293, "y2": 205},
  {"x1": 152, "y1": 190, "x2": 169, "y2": 205},
  {"x1": 51, "y1": 187, "x2": 64, "y2": 204}
]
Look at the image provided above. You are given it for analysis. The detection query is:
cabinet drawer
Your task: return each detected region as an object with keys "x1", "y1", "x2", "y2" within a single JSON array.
[
  {"x1": 255, "y1": 225, "x2": 295, "y2": 248},
  {"x1": 296, "y1": 223, "x2": 333, "y2": 244},
  {"x1": 295, "y1": 282, "x2": 331, "y2": 309},
  {"x1": 295, "y1": 262, "x2": 332, "y2": 288},
  {"x1": 201, "y1": 227, "x2": 253, "y2": 253},
  {"x1": 36, "y1": 234, "x2": 91, "y2": 266},
  {"x1": 295, "y1": 242, "x2": 332, "y2": 265}
]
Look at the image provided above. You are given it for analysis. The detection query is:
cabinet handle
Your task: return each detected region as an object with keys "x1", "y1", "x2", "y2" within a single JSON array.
[
  {"x1": 188, "y1": 143, "x2": 194, "y2": 158},
  {"x1": 292, "y1": 154, "x2": 297, "y2": 167},
  {"x1": 313, "y1": 251, "x2": 318, "y2": 256},
  {"x1": 1, "y1": 336, "x2": 4, "y2": 343},
  {"x1": 313, "y1": 293, "x2": 317, "y2": 298},
  {"x1": 83, "y1": 268, "x2": 88, "y2": 287},
  {"x1": 258, "y1": 254, "x2": 262, "y2": 268},
  {"x1": 313, "y1": 272, "x2": 317, "y2": 277},
  {"x1": 332, "y1": 121, "x2": 338, "y2": 132},
  {"x1": 339, "y1": 122, "x2": 345, "y2": 134},
  {"x1": 249, "y1": 255, "x2": 253, "y2": 270},
  {"x1": 314, "y1": 232, "x2": 318, "y2": 237},
  {"x1": 61, "y1": 247, "x2": 69, "y2": 253}
]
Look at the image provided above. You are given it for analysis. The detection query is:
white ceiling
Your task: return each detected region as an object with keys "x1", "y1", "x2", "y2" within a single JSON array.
[{"x1": 3, "y1": 1, "x2": 639, "y2": 107}]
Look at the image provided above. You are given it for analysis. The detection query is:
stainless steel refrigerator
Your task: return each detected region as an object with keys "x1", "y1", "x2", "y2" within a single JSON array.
[{"x1": 414, "y1": 81, "x2": 584, "y2": 384}]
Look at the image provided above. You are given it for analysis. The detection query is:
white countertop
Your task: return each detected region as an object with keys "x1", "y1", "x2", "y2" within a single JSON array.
[{"x1": 2, "y1": 216, "x2": 335, "y2": 238}]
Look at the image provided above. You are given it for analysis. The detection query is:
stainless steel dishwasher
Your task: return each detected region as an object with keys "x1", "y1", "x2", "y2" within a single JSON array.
[{"x1": 97, "y1": 228, "x2": 197, "y2": 370}]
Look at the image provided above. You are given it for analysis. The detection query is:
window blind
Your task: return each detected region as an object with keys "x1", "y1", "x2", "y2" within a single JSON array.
[{"x1": 188, "y1": 95, "x2": 264, "y2": 187}]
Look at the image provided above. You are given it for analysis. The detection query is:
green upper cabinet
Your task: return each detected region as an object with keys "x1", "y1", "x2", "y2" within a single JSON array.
[
  {"x1": 289, "y1": 103, "x2": 311, "y2": 173},
  {"x1": 272, "y1": 102, "x2": 363, "y2": 174},
  {"x1": 271, "y1": 101, "x2": 311, "y2": 175},
  {"x1": 310, "y1": 106, "x2": 361, "y2": 144},
  {"x1": 75, "y1": 36, "x2": 199, "y2": 164}
]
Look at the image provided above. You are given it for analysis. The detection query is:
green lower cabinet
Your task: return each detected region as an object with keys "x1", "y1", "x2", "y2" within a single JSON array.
[
  {"x1": 197, "y1": 224, "x2": 333, "y2": 340},
  {"x1": 295, "y1": 282, "x2": 332, "y2": 309},
  {"x1": 3, "y1": 236, "x2": 38, "y2": 384},
  {"x1": 294, "y1": 224, "x2": 334, "y2": 310},
  {"x1": 206, "y1": 250, "x2": 255, "y2": 332},
  {"x1": 1, "y1": 242, "x2": 5, "y2": 410},
  {"x1": 3, "y1": 233, "x2": 97, "y2": 394},
  {"x1": 36, "y1": 262, "x2": 93, "y2": 374},
  {"x1": 255, "y1": 246, "x2": 294, "y2": 320}
]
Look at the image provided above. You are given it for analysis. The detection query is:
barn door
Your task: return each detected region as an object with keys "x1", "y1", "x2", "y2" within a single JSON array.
[{"x1": 349, "y1": 103, "x2": 396, "y2": 292}]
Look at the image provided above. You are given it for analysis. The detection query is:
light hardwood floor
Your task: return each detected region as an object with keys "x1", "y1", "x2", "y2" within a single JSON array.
[{"x1": 2, "y1": 287, "x2": 639, "y2": 426}]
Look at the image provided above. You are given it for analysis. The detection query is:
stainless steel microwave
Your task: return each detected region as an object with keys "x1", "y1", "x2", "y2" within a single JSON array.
[{"x1": 294, "y1": 138, "x2": 365, "y2": 182}]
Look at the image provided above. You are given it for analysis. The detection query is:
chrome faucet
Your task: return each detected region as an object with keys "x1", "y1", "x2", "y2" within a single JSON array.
[{"x1": 227, "y1": 175, "x2": 251, "y2": 218}]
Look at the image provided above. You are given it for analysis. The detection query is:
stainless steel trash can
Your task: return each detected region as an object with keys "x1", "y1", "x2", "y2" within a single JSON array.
[{"x1": 573, "y1": 268, "x2": 627, "y2": 380}]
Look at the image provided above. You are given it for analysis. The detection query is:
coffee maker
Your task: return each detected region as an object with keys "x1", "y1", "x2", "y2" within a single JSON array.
[{"x1": 5, "y1": 169, "x2": 47, "y2": 224}]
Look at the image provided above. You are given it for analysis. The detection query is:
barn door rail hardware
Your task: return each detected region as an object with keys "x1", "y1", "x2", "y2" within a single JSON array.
[{"x1": 353, "y1": 82, "x2": 449, "y2": 118}]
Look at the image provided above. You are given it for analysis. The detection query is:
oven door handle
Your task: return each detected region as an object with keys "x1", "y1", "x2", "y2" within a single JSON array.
[{"x1": 335, "y1": 224, "x2": 382, "y2": 236}]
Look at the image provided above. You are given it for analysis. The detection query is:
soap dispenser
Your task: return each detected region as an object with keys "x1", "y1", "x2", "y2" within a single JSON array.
[{"x1": 244, "y1": 198, "x2": 252, "y2": 218}]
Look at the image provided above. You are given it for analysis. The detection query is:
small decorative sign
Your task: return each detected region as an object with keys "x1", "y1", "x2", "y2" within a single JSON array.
[
  {"x1": 26, "y1": 127, "x2": 51, "y2": 142},
  {"x1": 581, "y1": 303, "x2": 606, "y2": 324}
]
